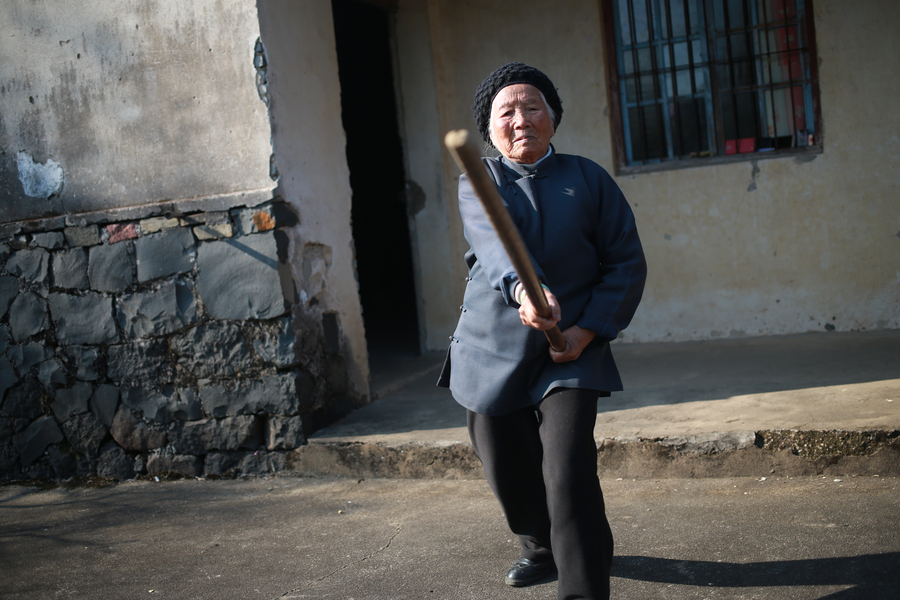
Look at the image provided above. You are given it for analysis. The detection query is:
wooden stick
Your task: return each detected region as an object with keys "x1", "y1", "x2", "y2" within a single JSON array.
[{"x1": 444, "y1": 129, "x2": 567, "y2": 352}]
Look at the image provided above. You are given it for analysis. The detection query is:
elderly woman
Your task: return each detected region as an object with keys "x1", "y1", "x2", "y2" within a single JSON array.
[{"x1": 437, "y1": 62, "x2": 647, "y2": 599}]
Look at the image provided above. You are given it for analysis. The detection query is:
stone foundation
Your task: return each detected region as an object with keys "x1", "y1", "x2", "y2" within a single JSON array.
[{"x1": 0, "y1": 198, "x2": 338, "y2": 481}]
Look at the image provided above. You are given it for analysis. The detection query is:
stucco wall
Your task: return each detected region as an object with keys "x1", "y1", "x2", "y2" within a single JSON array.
[
  {"x1": 257, "y1": 1, "x2": 370, "y2": 403},
  {"x1": 424, "y1": 0, "x2": 899, "y2": 343},
  {"x1": 0, "y1": 0, "x2": 275, "y2": 223},
  {"x1": 394, "y1": 0, "x2": 467, "y2": 350}
]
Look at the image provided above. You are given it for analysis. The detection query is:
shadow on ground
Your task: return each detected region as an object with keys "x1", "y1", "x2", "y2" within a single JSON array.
[{"x1": 614, "y1": 552, "x2": 900, "y2": 598}]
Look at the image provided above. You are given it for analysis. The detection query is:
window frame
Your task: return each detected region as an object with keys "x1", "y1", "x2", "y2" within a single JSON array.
[{"x1": 601, "y1": 0, "x2": 823, "y2": 175}]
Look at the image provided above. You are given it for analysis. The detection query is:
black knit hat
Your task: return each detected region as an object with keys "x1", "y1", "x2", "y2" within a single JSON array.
[{"x1": 472, "y1": 62, "x2": 563, "y2": 144}]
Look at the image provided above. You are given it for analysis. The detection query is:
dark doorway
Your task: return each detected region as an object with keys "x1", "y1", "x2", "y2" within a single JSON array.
[{"x1": 332, "y1": 0, "x2": 421, "y2": 376}]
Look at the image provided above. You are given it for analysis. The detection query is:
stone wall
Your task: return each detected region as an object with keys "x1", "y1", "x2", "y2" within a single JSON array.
[{"x1": 0, "y1": 198, "x2": 339, "y2": 481}]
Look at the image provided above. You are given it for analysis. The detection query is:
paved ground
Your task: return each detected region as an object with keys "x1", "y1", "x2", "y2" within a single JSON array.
[
  {"x1": 1, "y1": 474, "x2": 898, "y2": 599},
  {"x1": 2, "y1": 330, "x2": 899, "y2": 599}
]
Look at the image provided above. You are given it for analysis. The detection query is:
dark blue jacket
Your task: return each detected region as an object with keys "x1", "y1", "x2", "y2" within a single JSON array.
[{"x1": 438, "y1": 147, "x2": 647, "y2": 415}]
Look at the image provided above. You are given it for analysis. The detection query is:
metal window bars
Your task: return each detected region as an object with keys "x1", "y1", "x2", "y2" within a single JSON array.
[{"x1": 612, "y1": 0, "x2": 816, "y2": 166}]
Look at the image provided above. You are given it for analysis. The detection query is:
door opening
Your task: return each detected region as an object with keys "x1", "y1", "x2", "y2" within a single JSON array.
[{"x1": 332, "y1": 0, "x2": 420, "y2": 376}]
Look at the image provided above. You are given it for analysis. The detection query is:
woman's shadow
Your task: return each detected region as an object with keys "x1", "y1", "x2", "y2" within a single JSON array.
[{"x1": 613, "y1": 552, "x2": 900, "y2": 599}]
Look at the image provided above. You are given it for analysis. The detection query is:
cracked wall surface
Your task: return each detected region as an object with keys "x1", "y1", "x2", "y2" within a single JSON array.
[{"x1": 0, "y1": 0, "x2": 275, "y2": 223}]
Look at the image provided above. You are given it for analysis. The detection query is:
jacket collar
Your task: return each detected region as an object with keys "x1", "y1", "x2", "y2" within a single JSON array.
[{"x1": 499, "y1": 145, "x2": 557, "y2": 180}]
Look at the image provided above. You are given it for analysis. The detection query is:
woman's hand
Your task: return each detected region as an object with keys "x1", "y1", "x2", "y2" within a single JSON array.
[
  {"x1": 549, "y1": 325, "x2": 596, "y2": 363},
  {"x1": 518, "y1": 286, "x2": 596, "y2": 362},
  {"x1": 518, "y1": 287, "x2": 561, "y2": 331}
]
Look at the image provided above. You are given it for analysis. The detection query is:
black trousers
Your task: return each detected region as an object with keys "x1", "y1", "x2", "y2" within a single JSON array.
[{"x1": 467, "y1": 387, "x2": 613, "y2": 600}]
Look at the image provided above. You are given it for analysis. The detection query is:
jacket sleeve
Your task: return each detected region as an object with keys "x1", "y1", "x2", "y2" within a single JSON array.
[
  {"x1": 458, "y1": 162, "x2": 546, "y2": 307},
  {"x1": 575, "y1": 163, "x2": 647, "y2": 340}
]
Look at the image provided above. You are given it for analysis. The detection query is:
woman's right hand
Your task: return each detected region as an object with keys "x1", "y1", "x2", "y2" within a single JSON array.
[{"x1": 518, "y1": 287, "x2": 561, "y2": 331}]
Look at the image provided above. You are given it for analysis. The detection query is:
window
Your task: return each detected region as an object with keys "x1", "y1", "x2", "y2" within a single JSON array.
[{"x1": 602, "y1": 0, "x2": 822, "y2": 173}]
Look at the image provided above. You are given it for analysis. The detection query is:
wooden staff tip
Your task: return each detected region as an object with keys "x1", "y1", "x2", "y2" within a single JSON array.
[{"x1": 444, "y1": 129, "x2": 470, "y2": 150}]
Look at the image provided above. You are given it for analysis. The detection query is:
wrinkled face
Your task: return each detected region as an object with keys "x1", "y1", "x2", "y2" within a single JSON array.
[{"x1": 489, "y1": 83, "x2": 555, "y2": 164}]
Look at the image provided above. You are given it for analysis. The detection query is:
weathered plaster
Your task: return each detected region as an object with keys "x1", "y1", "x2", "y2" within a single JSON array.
[
  {"x1": 422, "y1": 0, "x2": 899, "y2": 342},
  {"x1": 394, "y1": 0, "x2": 466, "y2": 350},
  {"x1": 0, "y1": 0, "x2": 275, "y2": 223},
  {"x1": 16, "y1": 151, "x2": 65, "y2": 199},
  {"x1": 612, "y1": 0, "x2": 900, "y2": 340},
  {"x1": 257, "y1": 0, "x2": 370, "y2": 400}
]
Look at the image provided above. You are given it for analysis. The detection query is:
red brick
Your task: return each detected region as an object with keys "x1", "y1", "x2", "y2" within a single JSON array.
[{"x1": 107, "y1": 222, "x2": 138, "y2": 244}]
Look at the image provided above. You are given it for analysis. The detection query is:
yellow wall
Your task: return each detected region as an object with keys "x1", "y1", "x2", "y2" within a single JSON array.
[{"x1": 421, "y1": 0, "x2": 899, "y2": 343}]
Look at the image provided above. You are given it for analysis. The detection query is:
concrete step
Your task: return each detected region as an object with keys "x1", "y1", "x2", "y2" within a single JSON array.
[{"x1": 293, "y1": 331, "x2": 900, "y2": 479}]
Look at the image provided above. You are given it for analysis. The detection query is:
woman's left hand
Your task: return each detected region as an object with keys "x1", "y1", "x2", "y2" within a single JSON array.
[{"x1": 549, "y1": 325, "x2": 596, "y2": 363}]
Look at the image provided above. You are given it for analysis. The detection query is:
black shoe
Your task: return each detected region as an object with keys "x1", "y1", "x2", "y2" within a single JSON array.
[{"x1": 504, "y1": 557, "x2": 556, "y2": 587}]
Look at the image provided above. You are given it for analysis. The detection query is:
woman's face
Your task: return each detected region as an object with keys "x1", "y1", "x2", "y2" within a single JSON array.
[{"x1": 489, "y1": 83, "x2": 555, "y2": 164}]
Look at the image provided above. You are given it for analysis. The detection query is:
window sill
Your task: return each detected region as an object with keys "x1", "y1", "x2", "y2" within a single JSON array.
[{"x1": 614, "y1": 145, "x2": 823, "y2": 177}]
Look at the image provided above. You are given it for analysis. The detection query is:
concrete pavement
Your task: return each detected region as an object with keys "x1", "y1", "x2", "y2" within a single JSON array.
[
  {"x1": 1, "y1": 474, "x2": 898, "y2": 599},
  {"x1": 298, "y1": 330, "x2": 900, "y2": 479},
  {"x1": 2, "y1": 330, "x2": 899, "y2": 599}
]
